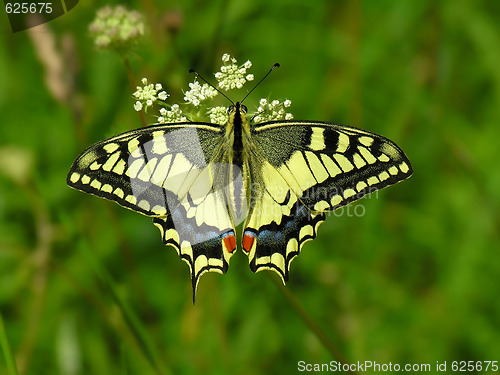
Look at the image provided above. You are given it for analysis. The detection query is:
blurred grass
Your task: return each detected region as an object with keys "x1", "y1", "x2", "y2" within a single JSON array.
[{"x1": 1, "y1": 0, "x2": 500, "y2": 374}]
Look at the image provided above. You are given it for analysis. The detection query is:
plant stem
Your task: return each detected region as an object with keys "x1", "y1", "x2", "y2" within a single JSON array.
[
  {"x1": 0, "y1": 312, "x2": 19, "y2": 375},
  {"x1": 269, "y1": 275, "x2": 358, "y2": 375},
  {"x1": 122, "y1": 55, "x2": 147, "y2": 127}
]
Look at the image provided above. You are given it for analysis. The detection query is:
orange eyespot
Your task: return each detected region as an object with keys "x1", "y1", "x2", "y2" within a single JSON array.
[
  {"x1": 242, "y1": 230, "x2": 256, "y2": 253},
  {"x1": 222, "y1": 231, "x2": 237, "y2": 253}
]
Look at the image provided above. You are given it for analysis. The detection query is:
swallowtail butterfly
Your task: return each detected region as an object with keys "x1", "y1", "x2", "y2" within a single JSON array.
[{"x1": 67, "y1": 65, "x2": 412, "y2": 301}]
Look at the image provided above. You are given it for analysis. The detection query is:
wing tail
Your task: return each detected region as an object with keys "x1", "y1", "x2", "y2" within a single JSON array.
[{"x1": 153, "y1": 216, "x2": 236, "y2": 303}]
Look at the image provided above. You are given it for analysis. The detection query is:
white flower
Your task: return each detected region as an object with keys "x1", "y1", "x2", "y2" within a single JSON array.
[
  {"x1": 253, "y1": 98, "x2": 293, "y2": 122},
  {"x1": 133, "y1": 78, "x2": 169, "y2": 111},
  {"x1": 89, "y1": 5, "x2": 145, "y2": 51},
  {"x1": 200, "y1": 84, "x2": 217, "y2": 99},
  {"x1": 215, "y1": 54, "x2": 254, "y2": 91},
  {"x1": 131, "y1": 53, "x2": 293, "y2": 128},
  {"x1": 184, "y1": 81, "x2": 217, "y2": 106},
  {"x1": 184, "y1": 92, "x2": 200, "y2": 106},
  {"x1": 209, "y1": 106, "x2": 228, "y2": 125},
  {"x1": 159, "y1": 104, "x2": 187, "y2": 123}
]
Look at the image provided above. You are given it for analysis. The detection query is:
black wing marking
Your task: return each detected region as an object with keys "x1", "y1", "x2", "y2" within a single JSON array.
[
  {"x1": 242, "y1": 121, "x2": 412, "y2": 281},
  {"x1": 67, "y1": 123, "x2": 238, "y2": 301}
]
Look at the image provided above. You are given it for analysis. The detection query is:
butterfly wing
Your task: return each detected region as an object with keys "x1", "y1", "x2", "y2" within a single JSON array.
[
  {"x1": 67, "y1": 123, "x2": 238, "y2": 300},
  {"x1": 242, "y1": 121, "x2": 412, "y2": 282}
]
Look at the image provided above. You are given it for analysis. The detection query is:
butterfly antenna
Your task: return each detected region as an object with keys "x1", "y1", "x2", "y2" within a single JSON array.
[
  {"x1": 241, "y1": 63, "x2": 280, "y2": 104},
  {"x1": 189, "y1": 69, "x2": 234, "y2": 105}
]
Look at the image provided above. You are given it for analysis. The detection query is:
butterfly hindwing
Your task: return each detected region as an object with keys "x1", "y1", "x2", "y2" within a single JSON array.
[
  {"x1": 67, "y1": 123, "x2": 238, "y2": 299},
  {"x1": 242, "y1": 121, "x2": 412, "y2": 281}
]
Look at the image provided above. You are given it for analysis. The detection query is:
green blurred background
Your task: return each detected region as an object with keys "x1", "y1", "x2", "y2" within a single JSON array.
[{"x1": 1, "y1": 0, "x2": 500, "y2": 374}]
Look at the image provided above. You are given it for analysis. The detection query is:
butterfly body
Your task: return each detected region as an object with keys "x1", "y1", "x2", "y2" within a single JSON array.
[{"x1": 68, "y1": 102, "x2": 412, "y2": 301}]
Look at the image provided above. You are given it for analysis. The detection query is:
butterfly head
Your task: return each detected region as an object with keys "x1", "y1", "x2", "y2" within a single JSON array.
[
  {"x1": 227, "y1": 102, "x2": 248, "y2": 116},
  {"x1": 227, "y1": 102, "x2": 248, "y2": 129}
]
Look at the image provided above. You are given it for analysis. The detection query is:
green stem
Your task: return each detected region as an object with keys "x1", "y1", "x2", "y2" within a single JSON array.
[
  {"x1": 0, "y1": 312, "x2": 19, "y2": 375},
  {"x1": 122, "y1": 55, "x2": 147, "y2": 127},
  {"x1": 269, "y1": 275, "x2": 358, "y2": 375}
]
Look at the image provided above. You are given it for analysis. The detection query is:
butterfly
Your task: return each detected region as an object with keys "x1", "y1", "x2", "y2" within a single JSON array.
[{"x1": 67, "y1": 67, "x2": 412, "y2": 302}]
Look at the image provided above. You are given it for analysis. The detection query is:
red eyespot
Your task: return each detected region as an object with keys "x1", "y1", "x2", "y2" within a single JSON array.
[
  {"x1": 222, "y1": 232, "x2": 237, "y2": 253},
  {"x1": 242, "y1": 231, "x2": 256, "y2": 253}
]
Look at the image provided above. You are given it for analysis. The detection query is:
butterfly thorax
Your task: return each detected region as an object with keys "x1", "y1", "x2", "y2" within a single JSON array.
[{"x1": 226, "y1": 102, "x2": 249, "y2": 168}]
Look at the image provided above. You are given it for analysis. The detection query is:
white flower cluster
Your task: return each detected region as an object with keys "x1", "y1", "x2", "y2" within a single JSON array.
[
  {"x1": 209, "y1": 106, "x2": 228, "y2": 125},
  {"x1": 158, "y1": 104, "x2": 187, "y2": 123},
  {"x1": 183, "y1": 81, "x2": 218, "y2": 107},
  {"x1": 253, "y1": 98, "x2": 293, "y2": 123},
  {"x1": 133, "y1": 78, "x2": 169, "y2": 112},
  {"x1": 89, "y1": 5, "x2": 145, "y2": 50},
  {"x1": 132, "y1": 53, "x2": 293, "y2": 126},
  {"x1": 215, "y1": 53, "x2": 254, "y2": 90}
]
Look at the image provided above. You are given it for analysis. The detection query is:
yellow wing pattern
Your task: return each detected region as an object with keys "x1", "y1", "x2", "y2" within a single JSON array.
[
  {"x1": 67, "y1": 124, "x2": 239, "y2": 301},
  {"x1": 242, "y1": 121, "x2": 412, "y2": 282},
  {"x1": 68, "y1": 107, "x2": 412, "y2": 301}
]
